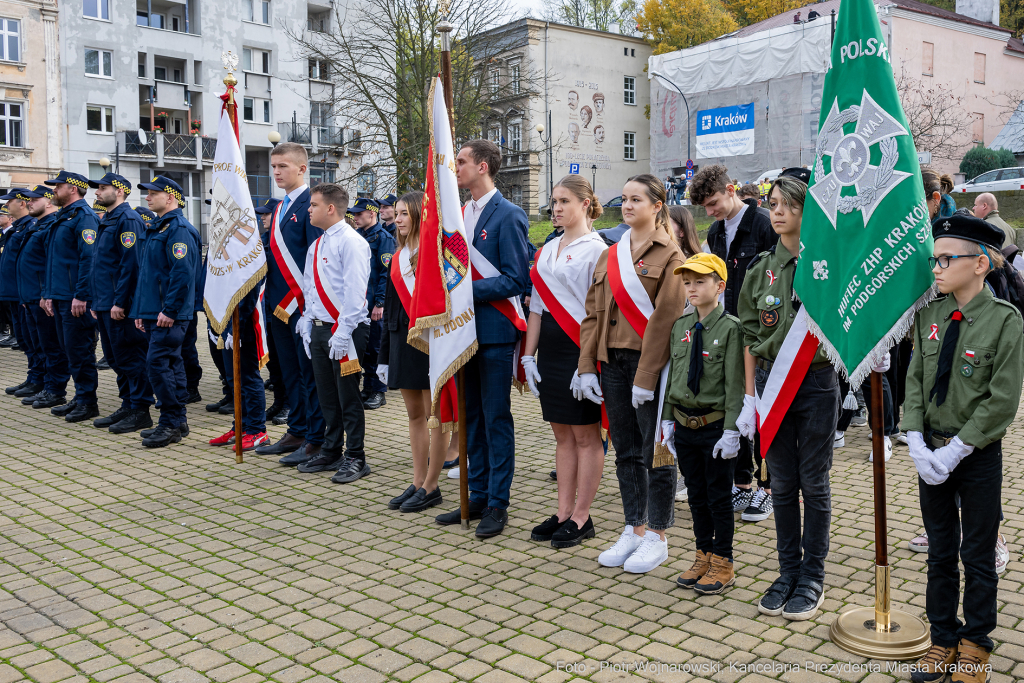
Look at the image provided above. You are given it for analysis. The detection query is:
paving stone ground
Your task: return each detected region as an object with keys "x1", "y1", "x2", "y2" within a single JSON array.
[{"x1": 0, "y1": 337, "x2": 1023, "y2": 683}]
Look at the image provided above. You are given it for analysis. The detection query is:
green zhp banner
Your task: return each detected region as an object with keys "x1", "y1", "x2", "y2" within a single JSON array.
[{"x1": 796, "y1": 0, "x2": 936, "y2": 387}]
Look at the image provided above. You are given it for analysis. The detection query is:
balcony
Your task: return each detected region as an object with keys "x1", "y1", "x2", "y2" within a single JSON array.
[
  {"x1": 276, "y1": 122, "x2": 354, "y2": 153},
  {"x1": 503, "y1": 152, "x2": 531, "y2": 169},
  {"x1": 121, "y1": 130, "x2": 214, "y2": 168}
]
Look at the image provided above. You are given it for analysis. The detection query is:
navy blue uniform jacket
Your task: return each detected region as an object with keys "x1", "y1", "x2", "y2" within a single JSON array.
[
  {"x1": 130, "y1": 208, "x2": 198, "y2": 321},
  {"x1": 0, "y1": 215, "x2": 37, "y2": 302},
  {"x1": 90, "y1": 203, "x2": 147, "y2": 312},
  {"x1": 357, "y1": 221, "x2": 396, "y2": 309},
  {"x1": 17, "y1": 213, "x2": 57, "y2": 304},
  {"x1": 44, "y1": 199, "x2": 99, "y2": 302}
]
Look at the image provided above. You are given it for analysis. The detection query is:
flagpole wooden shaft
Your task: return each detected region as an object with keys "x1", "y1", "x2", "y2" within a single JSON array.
[
  {"x1": 870, "y1": 370, "x2": 889, "y2": 628},
  {"x1": 232, "y1": 306, "x2": 243, "y2": 464}
]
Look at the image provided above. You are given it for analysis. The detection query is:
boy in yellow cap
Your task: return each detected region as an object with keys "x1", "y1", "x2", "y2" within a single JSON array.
[{"x1": 659, "y1": 252, "x2": 744, "y2": 594}]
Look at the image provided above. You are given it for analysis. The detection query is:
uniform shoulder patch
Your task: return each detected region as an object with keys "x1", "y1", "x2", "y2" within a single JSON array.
[
  {"x1": 172, "y1": 242, "x2": 187, "y2": 259},
  {"x1": 381, "y1": 252, "x2": 393, "y2": 267},
  {"x1": 121, "y1": 232, "x2": 136, "y2": 248},
  {"x1": 82, "y1": 228, "x2": 97, "y2": 245}
]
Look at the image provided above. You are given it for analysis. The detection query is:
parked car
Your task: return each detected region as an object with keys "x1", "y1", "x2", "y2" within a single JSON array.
[
  {"x1": 603, "y1": 196, "x2": 623, "y2": 208},
  {"x1": 953, "y1": 167, "x2": 1024, "y2": 193},
  {"x1": 755, "y1": 168, "x2": 785, "y2": 184}
]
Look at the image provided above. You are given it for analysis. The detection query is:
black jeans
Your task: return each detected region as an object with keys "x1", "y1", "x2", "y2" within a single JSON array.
[
  {"x1": 602, "y1": 348, "x2": 675, "y2": 531},
  {"x1": 837, "y1": 374, "x2": 896, "y2": 435},
  {"x1": 675, "y1": 418, "x2": 735, "y2": 558},
  {"x1": 310, "y1": 322, "x2": 368, "y2": 462},
  {"x1": 756, "y1": 365, "x2": 839, "y2": 583},
  {"x1": 733, "y1": 436, "x2": 770, "y2": 488},
  {"x1": 919, "y1": 439, "x2": 1002, "y2": 652}
]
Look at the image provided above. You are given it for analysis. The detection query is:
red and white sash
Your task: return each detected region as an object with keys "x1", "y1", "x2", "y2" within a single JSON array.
[
  {"x1": 390, "y1": 245, "x2": 416, "y2": 321},
  {"x1": 268, "y1": 201, "x2": 305, "y2": 322},
  {"x1": 470, "y1": 245, "x2": 528, "y2": 389},
  {"x1": 311, "y1": 236, "x2": 362, "y2": 376},
  {"x1": 253, "y1": 282, "x2": 270, "y2": 369},
  {"x1": 606, "y1": 229, "x2": 672, "y2": 456}
]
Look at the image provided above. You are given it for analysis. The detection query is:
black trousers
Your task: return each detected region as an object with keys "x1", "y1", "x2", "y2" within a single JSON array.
[
  {"x1": 919, "y1": 439, "x2": 1002, "y2": 652},
  {"x1": 222, "y1": 325, "x2": 266, "y2": 434},
  {"x1": 310, "y1": 322, "x2": 368, "y2": 461},
  {"x1": 53, "y1": 300, "x2": 98, "y2": 405},
  {"x1": 675, "y1": 418, "x2": 735, "y2": 558},
  {"x1": 183, "y1": 316, "x2": 202, "y2": 393},
  {"x1": 733, "y1": 436, "x2": 770, "y2": 488},
  {"x1": 361, "y1": 317, "x2": 386, "y2": 393}
]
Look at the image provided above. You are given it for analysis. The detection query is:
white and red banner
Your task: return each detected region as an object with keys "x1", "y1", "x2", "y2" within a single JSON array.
[
  {"x1": 755, "y1": 306, "x2": 820, "y2": 456},
  {"x1": 254, "y1": 283, "x2": 270, "y2": 369},
  {"x1": 267, "y1": 201, "x2": 304, "y2": 321},
  {"x1": 408, "y1": 75, "x2": 478, "y2": 428},
  {"x1": 204, "y1": 85, "x2": 267, "y2": 334}
]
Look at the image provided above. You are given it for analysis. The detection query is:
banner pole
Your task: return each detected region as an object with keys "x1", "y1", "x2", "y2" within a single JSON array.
[
  {"x1": 232, "y1": 307, "x2": 243, "y2": 464},
  {"x1": 870, "y1": 371, "x2": 890, "y2": 629}
]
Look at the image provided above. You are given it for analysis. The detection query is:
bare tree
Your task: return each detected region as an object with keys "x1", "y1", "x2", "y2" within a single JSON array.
[
  {"x1": 541, "y1": 0, "x2": 634, "y2": 31},
  {"x1": 895, "y1": 61, "x2": 974, "y2": 163},
  {"x1": 285, "y1": 0, "x2": 536, "y2": 193}
]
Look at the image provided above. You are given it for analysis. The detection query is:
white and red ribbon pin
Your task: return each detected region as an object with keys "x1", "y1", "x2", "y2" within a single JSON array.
[{"x1": 928, "y1": 324, "x2": 939, "y2": 341}]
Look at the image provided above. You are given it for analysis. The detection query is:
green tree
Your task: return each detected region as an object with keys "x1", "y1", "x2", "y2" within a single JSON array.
[
  {"x1": 960, "y1": 146, "x2": 1018, "y2": 179},
  {"x1": 635, "y1": 0, "x2": 738, "y2": 53}
]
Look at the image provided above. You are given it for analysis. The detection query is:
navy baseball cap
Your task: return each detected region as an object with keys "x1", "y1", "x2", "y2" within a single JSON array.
[
  {"x1": 19, "y1": 185, "x2": 55, "y2": 200},
  {"x1": 378, "y1": 194, "x2": 398, "y2": 207},
  {"x1": 349, "y1": 197, "x2": 379, "y2": 215},
  {"x1": 44, "y1": 170, "x2": 91, "y2": 190},
  {"x1": 0, "y1": 187, "x2": 33, "y2": 201},
  {"x1": 0, "y1": 205, "x2": 8, "y2": 215},
  {"x1": 89, "y1": 172, "x2": 132, "y2": 196},
  {"x1": 254, "y1": 198, "x2": 281, "y2": 215},
  {"x1": 779, "y1": 167, "x2": 811, "y2": 184},
  {"x1": 135, "y1": 207, "x2": 157, "y2": 221},
  {"x1": 139, "y1": 176, "x2": 185, "y2": 203}
]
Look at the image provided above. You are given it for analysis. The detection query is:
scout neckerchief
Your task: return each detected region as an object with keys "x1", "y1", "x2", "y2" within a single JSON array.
[
  {"x1": 311, "y1": 235, "x2": 361, "y2": 377},
  {"x1": 268, "y1": 198, "x2": 305, "y2": 322},
  {"x1": 930, "y1": 310, "x2": 963, "y2": 406}
]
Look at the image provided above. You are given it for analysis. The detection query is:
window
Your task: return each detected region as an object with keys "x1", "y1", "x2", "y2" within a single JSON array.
[
  {"x1": 138, "y1": 53, "x2": 146, "y2": 77},
  {"x1": 309, "y1": 167, "x2": 335, "y2": 184},
  {"x1": 173, "y1": 68, "x2": 182, "y2": 83},
  {"x1": 194, "y1": 61, "x2": 202, "y2": 84},
  {"x1": 0, "y1": 102, "x2": 23, "y2": 147},
  {"x1": 171, "y1": 16, "x2": 179, "y2": 31},
  {"x1": 243, "y1": 48, "x2": 270, "y2": 74},
  {"x1": 972, "y1": 112, "x2": 984, "y2": 144},
  {"x1": 154, "y1": 66, "x2": 166, "y2": 80},
  {"x1": 623, "y1": 47, "x2": 628, "y2": 56},
  {"x1": 0, "y1": 19, "x2": 19, "y2": 62},
  {"x1": 137, "y1": 11, "x2": 164, "y2": 28},
  {"x1": 243, "y1": 97, "x2": 254, "y2": 121},
  {"x1": 631, "y1": 48, "x2": 635, "y2": 57},
  {"x1": 490, "y1": 68, "x2": 499, "y2": 94},
  {"x1": 488, "y1": 126, "x2": 500, "y2": 144},
  {"x1": 84, "y1": 0, "x2": 109, "y2": 20},
  {"x1": 624, "y1": 131, "x2": 635, "y2": 160},
  {"x1": 86, "y1": 105, "x2": 114, "y2": 133},
  {"x1": 922, "y1": 41, "x2": 933, "y2": 76},
  {"x1": 509, "y1": 122, "x2": 521, "y2": 151},
  {"x1": 243, "y1": 97, "x2": 271, "y2": 123},
  {"x1": 623, "y1": 76, "x2": 635, "y2": 105},
  {"x1": 85, "y1": 49, "x2": 113, "y2": 78},
  {"x1": 307, "y1": 11, "x2": 328, "y2": 32},
  {"x1": 511, "y1": 63, "x2": 520, "y2": 95},
  {"x1": 244, "y1": 0, "x2": 270, "y2": 24},
  {"x1": 308, "y1": 59, "x2": 329, "y2": 80},
  {"x1": 973, "y1": 52, "x2": 985, "y2": 84}
]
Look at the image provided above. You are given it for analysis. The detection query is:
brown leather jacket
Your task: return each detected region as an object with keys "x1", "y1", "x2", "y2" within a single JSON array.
[{"x1": 578, "y1": 228, "x2": 687, "y2": 390}]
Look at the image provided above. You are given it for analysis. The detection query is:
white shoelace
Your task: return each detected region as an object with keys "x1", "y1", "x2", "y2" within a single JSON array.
[
  {"x1": 608, "y1": 529, "x2": 639, "y2": 553},
  {"x1": 631, "y1": 535, "x2": 664, "y2": 561},
  {"x1": 749, "y1": 488, "x2": 769, "y2": 509}
]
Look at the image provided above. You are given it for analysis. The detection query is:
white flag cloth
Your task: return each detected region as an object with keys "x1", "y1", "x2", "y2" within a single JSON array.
[{"x1": 203, "y1": 106, "x2": 268, "y2": 334}]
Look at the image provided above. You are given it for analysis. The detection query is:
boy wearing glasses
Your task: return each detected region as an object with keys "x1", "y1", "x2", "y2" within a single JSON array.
[{"x1": 905, "y1": 214, "x2": 1023, "y2": 683}]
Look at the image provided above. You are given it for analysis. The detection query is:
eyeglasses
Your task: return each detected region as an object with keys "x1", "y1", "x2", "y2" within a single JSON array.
[{"x1": 928, "y1": 254, "x2": 982, "y2": 269}]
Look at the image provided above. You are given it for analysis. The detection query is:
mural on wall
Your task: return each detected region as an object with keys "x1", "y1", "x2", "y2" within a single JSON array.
[{"x1": 560, "y1": 81, "x2": 612, "y2": 177}]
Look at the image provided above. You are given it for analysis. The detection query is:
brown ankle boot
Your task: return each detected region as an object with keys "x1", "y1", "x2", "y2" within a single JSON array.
[
  {"x1": 911, "y1": 643, "x2": 957, "y2": 683},
  {"x1": 694, "y1": 554, "x2": 735, "y2": 595},
  {"x1": 951, "y1": 640, "x2": 991, "y2": 683},
  {"x1": 675, "y1": 550, "x2": 711, "y2": 588}
]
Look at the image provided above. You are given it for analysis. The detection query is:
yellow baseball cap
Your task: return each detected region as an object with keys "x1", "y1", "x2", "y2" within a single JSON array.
[{"x1": 674, "y1": 252, "x2": 727, "y2": 282}]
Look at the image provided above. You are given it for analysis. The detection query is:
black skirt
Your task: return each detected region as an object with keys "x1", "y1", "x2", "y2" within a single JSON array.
[
  {"x1": 538, "y1": 312, "x2": 602, "y2": 426},
  {"x1": 387, "y1": 326, "x2": 429, "y2": 391}
]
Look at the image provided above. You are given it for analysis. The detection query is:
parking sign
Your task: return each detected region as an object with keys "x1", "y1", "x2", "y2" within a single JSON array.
[{"x1": 569, "y1": 163, "x2": 579, "y2": 175}]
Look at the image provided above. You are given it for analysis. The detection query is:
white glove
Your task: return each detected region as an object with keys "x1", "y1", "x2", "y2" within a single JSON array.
[
  {"x1": 872, "y1": 352, "x2": 891, "y2": 373},
  {"x1": 521, "y1": 355, "x2": 541, "y2": 398},
  {"x1": 329, "y1": 331, "x2": 350, "y2": 361},
  {"x1": 631, "y1": 384, "x2": 655, "y2": 409},
  {"x1": 303, "y1": 336, "x2": 311, "y2": 359},
  {"x1": 225, "y1": 333, "x2": 234, "y2": 350},
  {"x1": 736, "y1": 395, "x2": 757, "y2": 441},
  {"x1": 208, "y1": 329, "x2": 218, "y2": 344},
  {"x1": 931, "y1": 436, "x2": 973, "y2": 476},
  {"x1": 660, "y1": 420, "x2": 676, "y2": 456},
  {"x1": 376, "y1": 364, "x2": 388, "y2": 386},
  {"x1": 296, "y1": 316, "x2": 312, "y2": 339},
  {"x1": 569, "y1": 370, "x2": 581, "y2": 399},
  {"x1": 578, "y1": 373, "x2": 603, "y2": 404},
  {"x1": 713, "y1": 429, "x2": 741, "y2": 459},
  {"x1": 907, "y1": 431, "x2": 947, "y2": 485}
]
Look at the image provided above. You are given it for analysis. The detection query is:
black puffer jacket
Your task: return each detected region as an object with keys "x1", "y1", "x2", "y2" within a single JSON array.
[{"x1": 705, "y1": 204, "x2": 778, "y2": 315}]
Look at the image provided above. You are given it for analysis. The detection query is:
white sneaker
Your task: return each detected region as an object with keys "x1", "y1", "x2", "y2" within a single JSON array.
[
  {"x1": 834, "y1": 431, "x2": 845, "y2": 448},
  {"x1": 868, "y1": 436, "x2": 893, "y2": 462},
  {"x1": 675, "y1": 478, "x2": 688, "y2": 502},
  {"x1": 447, "y1": 467, "x2": 460, "y2": 479},
  {"x1": 908, "y1": 531, "x2": 928, "y2": 552},
  {"x1": 597, "y1": 525, "x2": 645, "y2": 567},
  {"x1": 996, "y1": 533, "x2": 1009, "y2": 575},
  {"x1": 622, "y1": 530, "x2": 669, "y2": 574}
]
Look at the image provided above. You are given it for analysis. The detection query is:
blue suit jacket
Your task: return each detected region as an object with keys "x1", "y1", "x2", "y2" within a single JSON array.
[
  {"x1": 265, "y1": 188, "x2": 321, "y2": 318},
  {"x1": 470, "y1": 190, "x2": 530, "y2": 345}
]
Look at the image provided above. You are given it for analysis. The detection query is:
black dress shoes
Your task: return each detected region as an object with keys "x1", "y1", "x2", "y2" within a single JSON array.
[
  {"x1": 6, "y1": 380, "x2": 29, "y2": 395},
  {"x1": 279, "y1": 443, "x2": 318, "y2": 466},
  {"x1": 255, "y1": 432, "x2": 304, "y2": 455},
  {"x1": 184, "y1": 389, "x2": 202, "y2": 404},
  {"x1": 265, "y1": 399, "x2": 284, "y2": 421},
  {"x1": 32, "y1": 392, "x2": 65, "y2": 409},
  {"x1": 94, "y1": 406, "x2": 132, "y2": 429},
  {"x1": 436, "y1": 500, "x2": 486, "y2": 525},
  {"x1": 52, "y1": 401, "x2": 78, "y2": 417},
  {"x1": 141, "y1": 421, "x2": 188, "y2": 439},
  {"x1": 206, "y1": 395, "x2": 231, "y2": 412},
  {"x1": 218, "y1": 401, "x2": 235, "y2": 415},
  {"x1": 296, "y1": 451, "x2": 345, "y2": 473},
  {"x1": 14, "y1": 382, "x2": 42, "y2": 398},
  {"x1": 475, "y1": 508, "x2": 509, "y2": 538},
  {"x1": 142, "y1": 424, "x2": 181, "y2": 448},
  {"x1": 551, "y1": 517, "x2": 595, "y2": 548},
  {"x1": 363, "y1": 392, "x2": 386, "y2": 410},
  {"x1": 96, "y1": 356, "x2": 110, "y2": 371},
  {"x1": 21, "y1": 390, "x2": 45, "y2": 405},
  {"x1": 272, "y1": 408, "x2": 290, "y2": 426},
  {"x1": 389, "y1": 485, "x2": 418, "y2": 510},
  {"x1": 400, "y1": 487, "x2": 442, "y2": 513},
  {"x1": 109, "y1": 408, "x2": 153, "y2": 434},
  {"x1": 66, "y1": 404, "x2": 100, "y2": 423}
]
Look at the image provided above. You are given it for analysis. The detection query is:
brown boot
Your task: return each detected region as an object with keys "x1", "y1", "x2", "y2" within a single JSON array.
[
  {"x1": 675, "y1": 550, "x2": 711, "y2": 589},
  {"x1": 951, "y1": 640, "x2": 991, "y2": 683},
  {"x1": 694, "y1": 554, "x2": 735, "y2": 595},
  {"x1": 910, "y1": 643, "x2": 957, "y2": 683}
]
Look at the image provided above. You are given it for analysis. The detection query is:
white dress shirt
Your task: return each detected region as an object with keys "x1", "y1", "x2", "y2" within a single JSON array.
[
  {"x1": 530, "y1": 231, "x2": 607, "y2": 316},
  {"x1": 302, "y1": 219, "x2": 371, "y2": 337},
  {"x1": 462, "y1": 187, "x2": 498, "y2": 236},
  {"x1": 276, "y1": 184, "x2": 309, "y2": 231}
]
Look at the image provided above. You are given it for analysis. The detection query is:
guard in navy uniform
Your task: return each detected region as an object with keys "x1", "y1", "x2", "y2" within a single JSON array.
[
  {"x1": 41, "y1": 171, "x2": 100, "y2": 423},
  {"x1": 135, "y1": 207, "x2": 156, "y2": 223},
  {"x1": 17, "y1": 186, "x2": 70, "y2": 409},
  {"x1": 349, "y1": 197, "x2": 395, "y2": 410},
  {"x1": 131, "y1": 176, "x2": 199, "y2": 448},
  {"x1": 0, "y1": 204, "x2": 13, "y2": 347},
  {"x1": 181, "y1": 207, "x2": 206, "y2": 406},
  {"x1": 378, "y1": 194, "x2": 398, "y2": 237},
  {"x1": 88, "y1": 173, "x2": 154, "y2": 434},
  {"x1": 254, "y1": 197, "x2": 288, "y2": 424},
  {"x1": 0, "y1": 189, "x2": 42, "y2": 397}
]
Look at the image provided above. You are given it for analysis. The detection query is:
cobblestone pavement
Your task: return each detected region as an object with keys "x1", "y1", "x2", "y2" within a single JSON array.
[{"x1": 0, "y1": 341, "x2": 1022, "y2": 683}]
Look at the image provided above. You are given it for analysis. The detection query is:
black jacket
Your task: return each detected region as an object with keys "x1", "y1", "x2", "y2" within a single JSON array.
[
  {"x1": 379, "y1": 267, "x2": 410, "y2": 366},
  {"x1": 705, "y1": 204, "x2": 778, "y2": 315}
]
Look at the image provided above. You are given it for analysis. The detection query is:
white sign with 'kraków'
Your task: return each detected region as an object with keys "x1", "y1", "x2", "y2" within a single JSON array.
[{"x1": 695, "y1": 103, "x2": 755, "y2": 158}]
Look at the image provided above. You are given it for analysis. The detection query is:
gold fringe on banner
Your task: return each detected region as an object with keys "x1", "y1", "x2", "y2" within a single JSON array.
[
  {"x1": 652, "y1": 443, "x2": 674, "y2": 469},
  {"x1": 338, "y1": 358, "x2": 361, "y2": 377},
  {"x1": 205, "y1": 262, "x2": 268, "y2": 335},
  {"x1": 216, "y1": 336, "x2": 224, "y2": 350}
]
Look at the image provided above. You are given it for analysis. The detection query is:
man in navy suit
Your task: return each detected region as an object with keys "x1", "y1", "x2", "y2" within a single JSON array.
[
  {"x1": 254, "y1": 143, "x2": 326, "y2": 465},
  {"x1": 434, "y1": 139, "x2": 530, "y2": 538}
]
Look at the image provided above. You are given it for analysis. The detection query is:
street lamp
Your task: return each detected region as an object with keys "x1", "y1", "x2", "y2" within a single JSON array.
[
  {"x1": 535, "y1": 110, "x2": 553, "y2": 209},
  {"x1": 99, "y1": 157, "x2": 111, "y2": 169},
  {"x1": 591, "y1": 164, "x2": 597, "y2": 191},
  {"x1": 268, "y1": 130, "x2": 281, "y2": 147},
  {"x1": 650, "y1": 70, "x2": 691, "y2": 165}
]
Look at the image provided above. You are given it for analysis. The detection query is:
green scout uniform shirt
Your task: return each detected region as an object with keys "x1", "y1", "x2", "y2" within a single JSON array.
[
  {"x1": 737, "y1": 241, "x2": 830, "y2": 365},
  {"x1": 661, "y1": 304, "x2": 745, "y2": 431},
  {"x1": 903, "y1": 287, "x2": 1024, "y2": 449}
]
